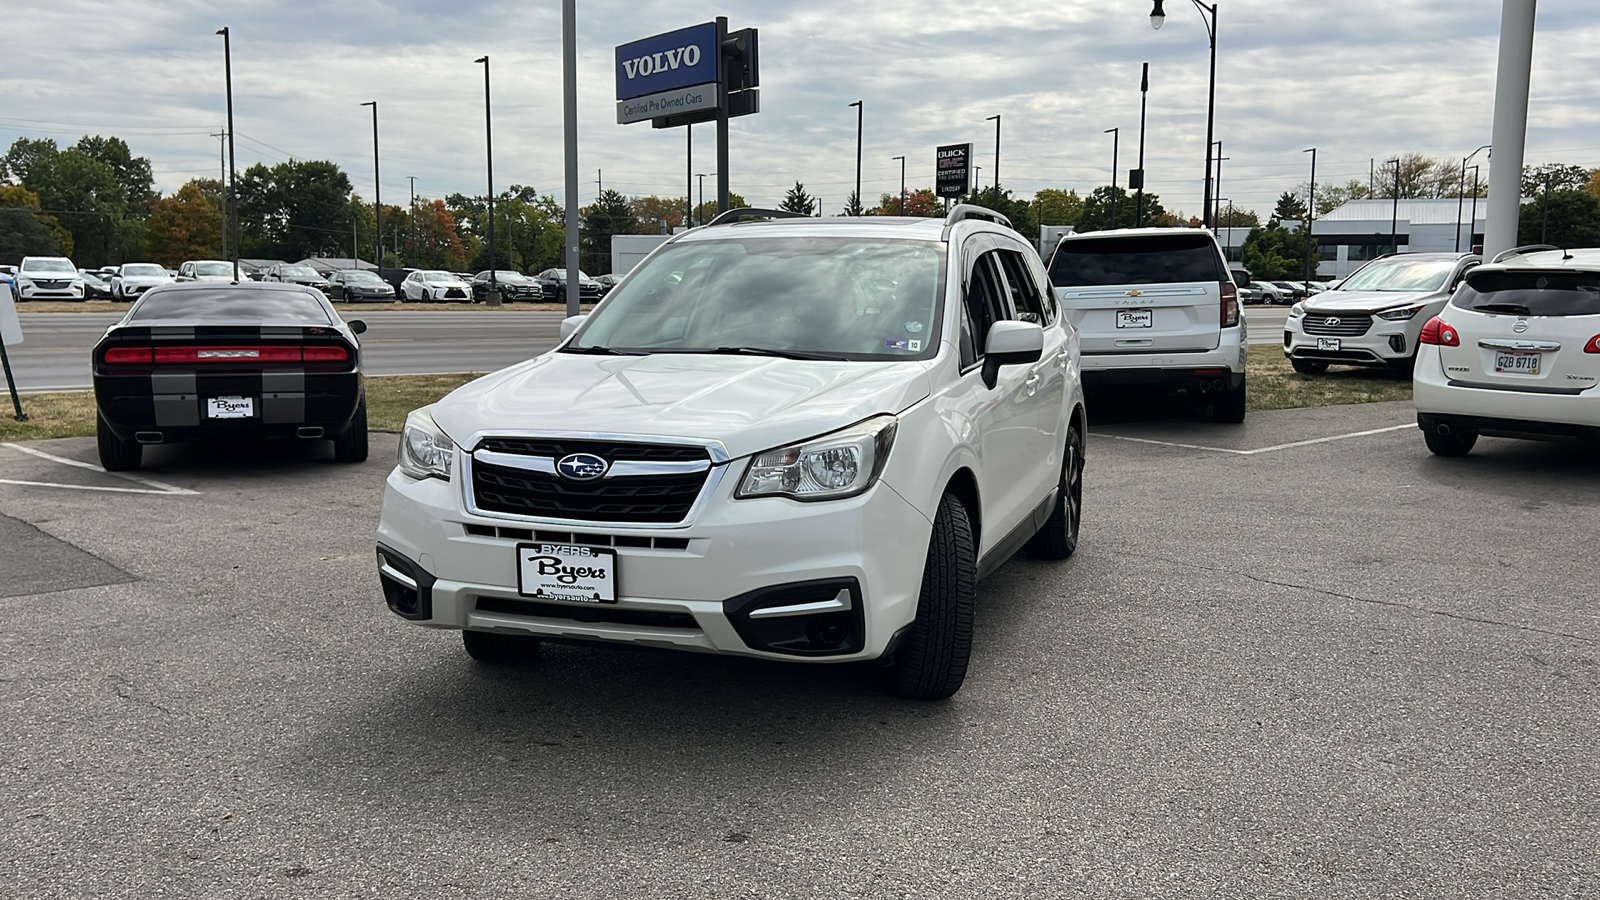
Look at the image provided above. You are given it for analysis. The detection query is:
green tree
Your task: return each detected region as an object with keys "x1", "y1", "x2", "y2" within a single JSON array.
[
  {"x1": 1240, "y1": 221, "x2": 1319, "y2": 280},
  {"x1": 74, "y1": 135, "x2": 156, "y2": 215},
  {"x1": 780, "y1": 181, "x2": 817, "y2": 216},
  {"x1": 1, "y1": 138, "x2": 59, "y2": 185},
  {"x1": 1518, "y1": 190, "x2": 1600, "y2": 248},
  {"x1": 144, "y1": 181, "x2": 224, "y2": 267},
  {"x1": 0, "y1": 207, "x2": 63, "y2": 262},
  {"x1": 25, "y1": 147, "x2": 139, "y2": 266},
  {"x1": 1035, "y1": 188, "x2": 1084, "y2": 226},
  {"x1": 1076, "y1": 185, "x2": 1164, "y2": 231},
  {"x1": 580, "y1": 189, "x2": 636, "y2": 274},
  {"x1": 962, "y1": 185, "x2": 1037, "y2": 237},
  {"x1": 235, "y1": 160, "x2": 354, "y2": 260},
  {"x1": 692, "y1": 192, "x2": 748, "y2": 228},
  {"x1": 1306, "y1": 178, "x2": 1374, "y2": 215},
  {"x1": 842, "y1": 190, "x2": 865, "y2": 217},
  {"x1": 1216, "y1": 206, "x2": 1260, "y2": 227},
  {"x1": 1272, "y1": 192, "x2": 1308, "y2": 223},
  {"x1": 0, "y1": 184, "x2": 72, "y2": 257},
  {"x1": 1522, "y1": 163, "x2": 1593, "y2": 197}
]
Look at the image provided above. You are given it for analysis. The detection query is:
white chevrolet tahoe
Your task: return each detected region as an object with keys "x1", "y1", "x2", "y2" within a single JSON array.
[
  {"x1": 1046, "y1": 228, "x2": 1247, "y2": 422},
  {"x1": 375, "y1": 206, "x2": 1087, "y2": 699}
]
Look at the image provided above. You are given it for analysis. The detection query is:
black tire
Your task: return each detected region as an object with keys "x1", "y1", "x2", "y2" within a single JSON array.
[
  {"x1": 461, "y1": 629, "x2": 541, "y2": 664},
  {"x1": 332, "y1": 397, "x2": 368, "y2": 463},
  {"x1": 1025, "y1": 426, "x2": 1083, "y2": 560},
  {"x1": 1291, "y1": 358, "x2": 1329, "y2": 375},
  {"x1": 883, "y1": 493, "x2": 976, "y2": 700},
  {"x1": 1424, "y1": 427, "x2": 1477, "y2": 457},
  {"x1": 96, "y1": 414, "x2": 142, "y2": 471},
  {"x1": 1212, "y1": 378, "x2": 1247, "y2": 423}
]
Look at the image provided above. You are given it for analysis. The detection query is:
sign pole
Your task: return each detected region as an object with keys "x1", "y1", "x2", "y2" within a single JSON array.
[
  {"x1": 0, "y1": 285, "x2": 25, "y2": 420},
  {"x1": 715, "y1": 16, "x2": 731, "y2": 214}
]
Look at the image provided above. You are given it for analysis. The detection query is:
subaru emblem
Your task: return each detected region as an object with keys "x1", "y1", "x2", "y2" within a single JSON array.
[
  {"x1": 556, "y1": 452, "x2": 609, "y2": 481},
  {"x1": 1513, "y1": 320, "x2": 1528, "y2": 333}
]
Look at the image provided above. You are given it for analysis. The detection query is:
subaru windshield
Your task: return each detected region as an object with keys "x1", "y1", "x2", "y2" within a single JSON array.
[{"x1": 565, "y1": 236, "x2": 943, "y2": 362}]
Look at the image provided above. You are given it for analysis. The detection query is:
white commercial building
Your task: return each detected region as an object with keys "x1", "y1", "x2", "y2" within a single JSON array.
[{"x1": 1310, "y1": 199, "x2": 1488, "y2": 278}]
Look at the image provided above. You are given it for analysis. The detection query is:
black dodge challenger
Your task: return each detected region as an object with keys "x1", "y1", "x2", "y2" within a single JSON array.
[{"x1": 92, "y1": 281, "x2": 369, "y2": 471}]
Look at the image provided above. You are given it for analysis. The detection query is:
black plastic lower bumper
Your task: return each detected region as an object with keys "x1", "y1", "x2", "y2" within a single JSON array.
[{"x1": 1417, "y1": 412, "x2": 1600, "y2": 441}]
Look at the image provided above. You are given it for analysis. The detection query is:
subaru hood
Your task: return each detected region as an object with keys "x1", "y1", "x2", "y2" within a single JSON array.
[
  {"x1": 1305, "y1": 289, "x2": 1437, "y2": 314},
  {"x1": 430, "y1": 352, "x2": 932, "y2": 460}
]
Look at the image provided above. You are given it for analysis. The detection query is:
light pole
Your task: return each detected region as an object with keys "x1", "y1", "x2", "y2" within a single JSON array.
[
  {"x1": 1150, "y1": 0, "x2": 1219, "y2": 230},
  {"x1": 892, "y1": 155, "x2": 906, "y2": 215},
  {"x1": 986, "y1": 114, "x2": 1001, "y2": 192},
  {"x1": 849, "y1": 100, "x2": 863, "y2": 215},
  {"x1": 1104, "y1": 127, "x2": 1120, "y2": 227},
  {"x1": 1388, "y1": 157, "x2": 1402, "y2": 255},
  {"x1": 1468, "y1": 165, "x2": 1482, "y2": 251},
  {"x1": 1484, "y1": 0, "x2": 1536, "y2": 259},
  {"x1": 1212, "y1": 139, "x2": 1223, "y2": 228},
  {"x1": 1456, "y1": 144, "x2": 1491, "y2": 252},
  {"x1": 360, "y1": 101, "x2": 381, "y2": 270},
  {"x1": 1136, "y1": 62, "x2": 1149, "y2": 227},
  {"x1": 408, "y1": 175, "x2": 416, "y2": 266},
  {"x1": 215, "y1": 27, "x2": 240, "y2": 281},
  {"x1": 474, "y1": 56, "x2": 498, "y2": 305},
  {"x1": 696, "y1": 173, "x2": 711, "y2": 225},
  {"x1": 1303, "y1": 147, "x2": 1317, "y2": 283}
]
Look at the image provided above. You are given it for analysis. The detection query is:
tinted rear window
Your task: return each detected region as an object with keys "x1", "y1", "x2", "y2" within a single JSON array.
[
  {"x1": 129, "y1": 289, "x2": 333, "y2": 324},
  {"x1": 1049, "y1": 234, "x2": 1223, "y2": 287},
  {"x1": 1451, "y1": 270, "x2": 1600, "y2": 317}
]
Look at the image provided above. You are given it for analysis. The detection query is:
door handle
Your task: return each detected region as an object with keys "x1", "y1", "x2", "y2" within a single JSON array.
[{"x1": 1024, "y1": 373, "x2": 1041, "y2": 396}]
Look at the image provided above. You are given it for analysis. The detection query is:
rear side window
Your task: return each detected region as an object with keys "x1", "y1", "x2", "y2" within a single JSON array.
[
  {"x1": 1451, "y1": 271, "x2": 1600, "y2": 317},
  {"x1": 1049, "y1": 234, "x2": 1224, "y2": 287},
  {"x1": 129, "y1": 289, "x2": 333, "y2": 324}
]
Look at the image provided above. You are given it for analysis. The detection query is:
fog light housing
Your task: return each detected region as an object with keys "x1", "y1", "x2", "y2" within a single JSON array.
[{"x1": 724, "y1": 579, "x2": 864, "y2": 656}]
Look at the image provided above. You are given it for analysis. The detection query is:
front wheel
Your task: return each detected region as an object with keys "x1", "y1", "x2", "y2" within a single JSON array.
[
  {"x1": 883, "y1": 493, "x2": 976, "y2": 700},
  {"x1": 1291, "y1": 358, "x2": 1329, "y2": 375},
  {"x1": 1424, "y1": 427, "x2": 1477, "y2": 457},
  {"x1": 1025, "y1": 426, "x2": 1083, "y2": 559},
  {"x1": 1212, "y1": 378, "x2": 1247, "y2": 423}
]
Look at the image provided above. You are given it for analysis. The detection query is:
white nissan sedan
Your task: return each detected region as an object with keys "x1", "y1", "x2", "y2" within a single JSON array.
[
  {"x1": 375, "y1": 206, "x2": 1087, "y2": 699},
  {"x1": 1413, "y1": 246, "x2": 1600, "y2": 455}
]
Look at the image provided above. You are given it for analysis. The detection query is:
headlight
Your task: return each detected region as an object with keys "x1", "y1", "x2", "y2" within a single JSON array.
[
  {"x1": 736, "y1": 415, "x2": 898, "y2": 502},
  {"x1": 398, "y1": 408, "x2": 455, "y2": 480},
  {"x1": 1289, "y1": 302, "x2": 1306, "y2": 317},
  {"x1": 1376, "y1": 304, "x2": 1425, "y2": 320}
]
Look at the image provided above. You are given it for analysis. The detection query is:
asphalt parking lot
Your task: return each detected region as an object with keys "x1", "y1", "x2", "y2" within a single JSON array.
[{"x1": 2, "y1": 400, "x2": 1596, "y2": 898}]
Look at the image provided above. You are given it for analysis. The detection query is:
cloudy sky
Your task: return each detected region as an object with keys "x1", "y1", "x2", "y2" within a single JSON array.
[{"x1": 4, "y1": 0, "x2": 1597, "y2": 220}]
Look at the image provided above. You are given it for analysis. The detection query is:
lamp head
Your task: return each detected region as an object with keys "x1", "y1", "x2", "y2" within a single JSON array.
[
  {"x1": 216, "y1": 27, "x2": 227, "y2": 36},
  {"x1": 475, "y1": 56, "x2": 488, "y2": 64},
  {"x1": 1150, "y1": 0, "x2": 1166, "y2": 30}
]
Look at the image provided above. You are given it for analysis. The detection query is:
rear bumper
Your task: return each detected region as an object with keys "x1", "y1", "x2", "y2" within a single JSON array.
[
  {"x1": 1413, "y1": 347, "x2": 1600, "y2": 433},
  {"x1": 1081, "y1": 325, "x2": 1247, "y2": 390},
  {"x1": 94, "y1": 371, "x2": 363, "y2": 441}
]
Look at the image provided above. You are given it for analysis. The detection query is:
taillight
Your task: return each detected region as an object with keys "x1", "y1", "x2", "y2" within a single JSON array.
[
  {"x1": 103, "y1": 347, "x2": 153, "y2": 364},
  {"x1": 1419, "y1": 317, "x2": 1460, "y2": 347},
  {"x1": 1220, "y1": 281, "x2": 1239, "y2": 328},
  {"x1": 150, "y1": 345, "x2": 306, "y2": 363},
  {"x1": 302, "y1": 345, "x2": 350, "y2": 362},
  {"x1": 1585, "y1": 335, "x2": 1600, "y2": 354}
]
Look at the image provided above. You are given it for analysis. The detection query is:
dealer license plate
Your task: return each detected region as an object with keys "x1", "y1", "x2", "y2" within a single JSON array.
[
  {"x1": 1494, "y1": 350, "x2": 1540, "y2": 374},
  {"x1": 1116, "y1": 309, "x2": 1153, "y2": 329},
  {"x1": 517, "y1": 543, "x2": 617, "y2": 604},
  {"x1": 207, "y1": 396, "x2": 254, "y2": 419},
  {"x1": 1317, "y1": 337, "x2": 1341, "y2": 351}
]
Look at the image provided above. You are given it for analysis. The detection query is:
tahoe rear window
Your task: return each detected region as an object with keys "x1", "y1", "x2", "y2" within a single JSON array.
[
  {"x1": 1451, "y1": 271, "x2": 1600, "y2": 317},
  {"x1": 129, "y1": 289, "x2": 333, "y2": 324},
  {"x1": 1049, "y1": 234, "x2": 1224, "y2": 287}
]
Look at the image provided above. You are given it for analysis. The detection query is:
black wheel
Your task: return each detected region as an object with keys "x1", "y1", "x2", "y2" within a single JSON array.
[
  {"x1": 1025, "y1": 426, "x2": 1083, "y2": 560},
  {"x1": 1291, "y1": 358, "x2": 1329, "y2": 375},
  {"x1": 462, "y1": 629, "x2": 541, "y2": 664},
  {"x1": 96, "y1": 414, "x2": 142, "y2": 471},
  {"x1": 1212, "y1": 378, "x2": 1247, "y2": 423},
  {"x1": 332, "y1": 397, "x2": 368, "y2": 462},
  {"x1": 1424, "y1": 427, "x2": 1477, "y2": 457},
  {"x1": 883, "y1": 493, "x2": 976, "y2": 700}
]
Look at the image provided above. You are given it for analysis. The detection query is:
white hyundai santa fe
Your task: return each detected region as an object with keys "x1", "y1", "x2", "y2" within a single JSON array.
[
  {"x1": 1414, "y1": 245, "x2": 1600, "y2": 456},
  {"x1": 376, "y1": 206, "x2": 1087, "y2": 699}
]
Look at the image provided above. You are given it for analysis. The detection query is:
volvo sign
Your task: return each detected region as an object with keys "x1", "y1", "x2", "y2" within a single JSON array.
[{"x1": 615, "y1": 22, "x2": 718, "y2": 101}]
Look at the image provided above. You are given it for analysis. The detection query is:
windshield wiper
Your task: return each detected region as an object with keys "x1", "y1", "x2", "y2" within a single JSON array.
[
  {"x1": 561, "y1": 345, "x2": 642, "y2": 356},
  {"x1": 1471, "y1": 302, "x2": 1534, "y2": 315},
  {"x1": 708, "y1": 346, "x2": 850, "y2": 361}
]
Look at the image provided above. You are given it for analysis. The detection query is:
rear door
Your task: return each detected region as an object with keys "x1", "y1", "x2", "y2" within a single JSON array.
[
  {"x1": 1047, "y1": 233, "x2": 1223, "y2": 353},
  {"x1": 1435, "y1": 268, "x2": 1600, "y2": 393}
]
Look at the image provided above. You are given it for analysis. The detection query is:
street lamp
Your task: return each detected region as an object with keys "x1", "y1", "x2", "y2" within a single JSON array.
[
  {"x1": 474, "y1": 56, "x2": 498, "y2": 304},
  {"x1": 215, "y1": 27, "x2": 240, "y2": 281},
  {"x1": 891, "y1": 155, "x2": 906, "y2": 216},
  {"x1": 986, "y1": 114, "x2": 1001, "y2": 192},
  {"x1": 1136, "y1": 62, "x2": 1149, "y2": 227},
  {"x1": 1149, "y1": 0, "x2": 1219, "y2": 230},
  {"x1": 1104, "y1": 128, "x2": 1120, "y2": 227},
  {"x1": 408, "y1": 175, "x2": 416, "y2": 267},
  {"x1": 696, "y1": 173, "x2": 712, "y2": 225},
  {"x1": 1388, "y1": 157, "x2": 1402, "y2": 255},
  {"x1": 1456, "y1": 144, "x2": 1491, "y2": 252},
  {"x1": 848, "y1": 100, "x2": 863, "y2": 215},
  {"x1": 360, "y1": 101, "x2": 381, "y2": 271},
  {"x1": 1303, "y1": 147, "x2": 1317, "y2": 283}
]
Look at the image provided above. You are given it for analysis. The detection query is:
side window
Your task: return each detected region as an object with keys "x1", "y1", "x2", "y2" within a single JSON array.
[
  {"x1": 997, "y1": 249, "x2": 1051, "y2": 326},
  {"x1": 963, "y1": 252, "x2": 1008, "y2": 356}
]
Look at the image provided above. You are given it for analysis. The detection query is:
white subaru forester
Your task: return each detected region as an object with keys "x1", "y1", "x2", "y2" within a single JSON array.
[{"x1": 376, "y1": 206, "x2": 1087, "y2": 699}]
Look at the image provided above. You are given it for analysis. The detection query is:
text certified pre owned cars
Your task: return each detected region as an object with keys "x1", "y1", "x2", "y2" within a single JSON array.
[
  {"x1": 376, "y1": 206, "x2": 1087, "y2": 699},
  {"x1": 1413, "y1": 247, "x2": 1600, "y2": 456},
  {"x1": 1283, "y1": 252, "x2": 1479, "y2": 373},
  {"x1": 92, "y1": 282, "x2": 369, "y2": 471},
  {"x1": 1046, "y1": 228, "x2": 1247, "y2": 422}
]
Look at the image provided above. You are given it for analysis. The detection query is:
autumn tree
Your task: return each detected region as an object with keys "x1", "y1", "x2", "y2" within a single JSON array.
[
  {"x1": 144, "y1": 181, "x2": 224, "y2": 266},
  {"x1": 1215, "y1": 206, "x2": 1260, "y2": 227},
  {"x1": 411, "y1": 199, "x2": 467, "y2": 270},
  {"x1": 869, "y1": 187, "x2": 940, "y2": 218},
  {"x1": 630, "y1": 194, "x2": 688, "y2": 233}
]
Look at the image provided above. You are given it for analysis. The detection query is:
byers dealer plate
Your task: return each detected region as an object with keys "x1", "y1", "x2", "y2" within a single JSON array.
[{"x1": 517, "y1": 543, "x2": 618, "y2": 604}]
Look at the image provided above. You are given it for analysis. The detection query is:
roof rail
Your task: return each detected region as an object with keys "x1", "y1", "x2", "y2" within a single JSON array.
[
  {"x1": 943, "y1": 204, "x2": 1012, "y2": 231},
  {"x1": 1490, "y1": 244, "x2": 1569, "y2": 264},
  {"x1": 703, "y1": 207, "x2": 810, "y2": 227}
]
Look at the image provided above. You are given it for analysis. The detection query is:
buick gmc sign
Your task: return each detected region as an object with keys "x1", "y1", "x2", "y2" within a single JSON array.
[{"x1": 615, "y1": 23, "x2": 718, "y2": 101}]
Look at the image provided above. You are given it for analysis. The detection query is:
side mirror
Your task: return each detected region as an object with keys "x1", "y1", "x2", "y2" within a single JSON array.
[
  {"x1": 980, "y1": 320, "x2": 1044, "y2": 389},
  {"x1": 348, "y1": 320, "x2": 367, "y2": 335},
  {"x1": 560, "y1": 315, "x2": 588, "y2": 339}
]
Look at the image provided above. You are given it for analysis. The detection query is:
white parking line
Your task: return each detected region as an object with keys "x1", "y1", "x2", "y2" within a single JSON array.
[
  {"x1": 0, "y1": 442, "x2": 200, "y2": 495},
  {"x1": 1095, "y1": 424, "x2": 1414, "y2": 456}
]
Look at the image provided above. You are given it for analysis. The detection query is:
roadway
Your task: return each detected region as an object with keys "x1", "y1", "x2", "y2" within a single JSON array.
[{"x1": 4, "y1": 306, "x2": 1292, "y2": 392}]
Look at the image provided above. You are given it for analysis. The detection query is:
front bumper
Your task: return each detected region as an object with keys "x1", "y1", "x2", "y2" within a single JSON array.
[
  {"x1": 375, "y1": 462, "x2": 933, "y2": 663},
  {"x1": 1284, "y1": 313, "x2": 1417, "y2": 366},
  {"x1": 19, "y1": 283, "x2": 83, "y2": 300}
]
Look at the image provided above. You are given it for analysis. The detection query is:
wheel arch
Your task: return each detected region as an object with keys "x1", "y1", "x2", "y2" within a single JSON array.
[{"x1": 942, "y1": 467, "x2": 982, "y2": 553}]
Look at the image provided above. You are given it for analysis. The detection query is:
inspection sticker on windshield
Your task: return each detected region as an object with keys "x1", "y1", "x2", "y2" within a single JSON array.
[
  {"x1": 885, "y1": 338, "x2": 913, "y2": 351},
  {"x1": 517, "y1": 543, "x2": 617, "y2": 603},
  {"x1": 1116, "y1": 309, "x2": 1153, "y2": 329}
]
